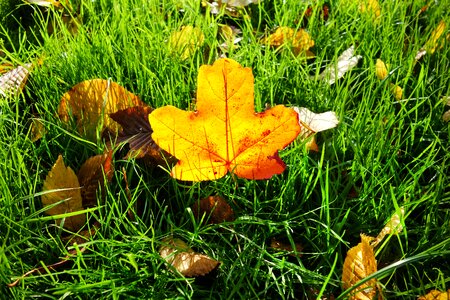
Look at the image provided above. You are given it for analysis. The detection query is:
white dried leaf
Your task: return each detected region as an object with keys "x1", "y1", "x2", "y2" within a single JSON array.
[
  {"x1": 293, "y1": 107, "x2": 339, "y2": 137},
  {"x1": 0, "y1": 64, "x2": 32, "y2": 98},
  {"x1": 318, "y1": 45, "x2": 362, "y2": 85}
]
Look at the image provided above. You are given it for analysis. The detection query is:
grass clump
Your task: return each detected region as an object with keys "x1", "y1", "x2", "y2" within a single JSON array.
[{"x1": 1, "y1": 0, "x2": 449, "y2": 299}]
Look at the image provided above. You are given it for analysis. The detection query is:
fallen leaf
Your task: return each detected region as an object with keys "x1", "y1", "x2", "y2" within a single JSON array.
[
  {"x1": 415, "y1": 20, "x2": 447, "y2": 61},
  {"x1": 293, "y1": 107, "x2": 339, "y2": 138},
  {"x1": 219, "y1": 25, "x2": 242, "y2": 52},
  {"x1": 371, "y1": 207, "x2": 405, "y2": 248},
  {"x1": 25, "y1": 0, "x2": 64, "y2": 8},
  {"x1": 192, "y1": 195, "x2": 235, "y2": 224},
  {"x1": 263, "y1": 27, "x2": 315, "y2": 56},
  {"x1": 358, "y1": 0, "x2": 381, "y2": 19},
  {"x1": 342, "y1": 234, "x2": 380, "y2": 300},
  {"x1": 159, "y1": 238, "x2": 220, "y2": 277},
  {"x1": 317, "y1": 45, "x2": 362, "y2": 84},
  {"x1": 375, "y1": 59, "x2": 388, "y2": 80},
  {"x1": 149, "y1": 58, "x2": 301, "y2": 181},
  {"x1": 168, "y1": 26, "x2": 205, "y2": 60},
  {"x1": 442, "y1": 96, "x2": 450, "y2": 122},
  {"x1": 390, "y1": 83, "x2": 403, "y2": 100},
  {"x1": 58, "y1": 79, "x2": 144, "y2": 141},
  {"x1": 202, "y1": 0, "x2": 259, "y2": 16},
  {"x1": 41, "y1": 155, "x2": 85, "y2": 231},
  {"x1": 29, "y1": 118, "x2": 47, "y2": 142},
  {"x1": 418, "y1": 289, "x2": 450, "y2": 300},
  {"x1": 77, "y1": 151, "x2": 114, "y2": 208},
  {"x1": 0, "y1": 63, "x2": 32, "y2": 98},
  {"x1": 109, "y1": 105, "x2": 171, "y2": 165}
]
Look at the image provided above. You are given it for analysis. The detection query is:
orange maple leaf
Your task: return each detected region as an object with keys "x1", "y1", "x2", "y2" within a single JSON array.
[{"x1": 149, "y1": 58, "x2": 301, "y2": 181}]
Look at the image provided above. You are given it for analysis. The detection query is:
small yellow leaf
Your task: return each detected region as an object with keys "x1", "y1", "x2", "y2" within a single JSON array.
[
  {"x1": 425, "y1": 20, "x2": 446, "y2": 54},
  {"x1": 359, "y1": 0, "x2": 381, "y2": 18},
  {"x1": 159, "y1": 238, "x2": 220, "y2": 277},
  {"x1": 169, "y1": 26, "x2": 205, "y2": 60},
  {"x1": 418, "y1": 289, "x2": 450, "y2": 300},
  {"x1": 263, "y1": 27, "x2": 314, "y2": 56},
  {"x1": 30, "y1": 119, "x2": 47, "y2": 142},
  {"x1": 342, "y1": 234, "x2": 380, "y2": 300},
  {"x1": 375, "y1": 59, "x2": 388, "y2": 80},
  {"x1": 41, "y1": 155, "x2": 85, "y2": 231}
]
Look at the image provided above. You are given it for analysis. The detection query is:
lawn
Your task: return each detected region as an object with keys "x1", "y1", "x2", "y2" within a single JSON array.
[{"x1": 1, "y1": 0, "x2": 449, "y2": 299}]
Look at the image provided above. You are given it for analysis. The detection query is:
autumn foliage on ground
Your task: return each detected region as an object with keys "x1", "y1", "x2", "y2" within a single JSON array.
[{"x1": 1, "y1": 0, "x2": 449, "y2": 299}]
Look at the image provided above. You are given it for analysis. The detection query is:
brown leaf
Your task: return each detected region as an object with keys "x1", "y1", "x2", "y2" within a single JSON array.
[
  {"x1": 77, "y1": 151, "x2": 114, "y2": 207},
  {"x1": 42, "y1": 155, "x2": 85, "y2": 231},
  {"x1": 108, "y1": 106, "x2": 172, "y2": 166},
  {"x1": 58, "y1": 79, "x2": 144, "y2": 141},
  {"x1": 192, "y1": 195, "x2": 235, "y2": 224},
  {"x1": 342, "y1": 234, "x2": 380, "y2": 300},
  {"x1": 159, "y1": 238, "x2": 220, "y2": 277},
  {"x1": 418, "y1": 289, "x2": 450, "y2": 300}
]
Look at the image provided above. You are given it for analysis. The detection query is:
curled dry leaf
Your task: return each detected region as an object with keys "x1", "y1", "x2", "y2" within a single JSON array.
[
  {"x1": 371, "y1": 207, "x2": 405, "y2": 248},
  {"x1": 342, "y1": 234, "x2": 380, "y2": 300},
  {"x1": 418, "y1": 289, "x2": 450, "y2": 300},
  {"x1": 159, "y1": 238, "x2": 220, "y2": 277},
  {"x1": 192, "y1": 195, "x2": 235, "y2": 224},
  {"x1": 58, "y1": 79, "x2": 144, "y2": 141},
  {"x1": 149, "y1": 58, "x2": 301, "y2": 181},
  {"x1": 0, "y1": 63, "x2": 32, "y2": 98},
  {"x1": 169, "y1": 26, "x2": 205, "y2": 60},
  {"x1": 317, "y1": 45, "x2": 362, "y2": 85},
  {"x1": 77, "y1": 151, "x2": 114, "y2": 208},
  {"x1": 263, "y1": 27, "x2": 315, "y2": 57},
  {"x1": 109, "y1": 105, "x2": 173, "y2": 166},
  {"x1": 42, "y1": 155, "x2": 85, "y2": 231}
]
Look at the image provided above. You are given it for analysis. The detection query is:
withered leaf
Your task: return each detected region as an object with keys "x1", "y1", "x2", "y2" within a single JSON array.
[
  {"x1": 316, "y1": 45, "x2": 361, "y2": 85},
  {"x1": 41, "y1": 155, "x2": 85, "y2": 231},
  {"x1": 192, "y1": 195, "x2": 235, "y2": 224},
  {"x1": 77, "y1": 151, "x2": 114, "y2": 208},
  {"x1": 0, "y1": 63, "x2": 32, "y2": 98},
  {"x1": 159, "y1": 238, "x2": 220, "y2": 277},
  {"x1": 342, "y1": 234, "x2": 380, "y2": 300},
  {"x1": 371, "y1": 207, "x2": 405, "y2": 248},
  {"x1": 109, "y1": 105, "x2": 170, "y2": 165}
]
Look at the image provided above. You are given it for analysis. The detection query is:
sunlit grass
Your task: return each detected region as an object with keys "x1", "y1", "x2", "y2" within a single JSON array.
[{"x1": 1, "y1": 0, "x2": 449, "y2": 298}]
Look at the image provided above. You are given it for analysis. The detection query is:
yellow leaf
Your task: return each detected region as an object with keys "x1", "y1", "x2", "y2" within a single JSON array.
[
  {"x1": 375, "y1": 59, "x2": 388, "y2": 80},
  {"x1": 390, "y1": 83, "x2": 403, "y2": 100},
  {"x1": 263, "y1": 27, "x2": 314, "y2": 56},
  {"x1": 418, "y1": 289, "x2": 450, "y2": 300},
  {"x1": 359, "y1": 0, "x2": 381, "y2": 18},
  {"x1": 30, "y1": 119, "x2": 47, "y2": 142},
  {"x1": 58, "y1": 79, "x2": 144, "y2": 141},
  {"x1": 425, "y1": 20, "x2": 446, "y2": 54},
  {"x1": 168, "y1": 26, "x2": 205, "y2": 60},
  {"x1": 371, "y1": 207, "x2": 405, "y2": 248},
  {"x1": 41, "y1": 155, "x2": 85, "y2": 231},
  {"x1": 342, "y1": 234, "x2": 380, "y2": 300},
  {"x1": 149, "y1": 58, "x2": 301, "y2": 181}
]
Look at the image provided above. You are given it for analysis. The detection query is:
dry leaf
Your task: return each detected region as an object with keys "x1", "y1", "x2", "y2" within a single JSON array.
[
  {"x1": 30, "y1": 118, "x2": 47, "y2": 142},
  {"x1": 442, "y1": 96, "x2": 450, "y2": 122},
  {"x1": 192, "y1": 195, "x2": 235, "y2": 224},
  {"x1": 42, "y1": 155, "x2": 85, "y2": 231},
  {"x1": 263, "y1": 27, "x2": 315, "y2": 56},
  {"x1": 203, "y1": 0, "x2": 259, "y2": 16},
  {"x1": 375, "y1": 59, "x2": 388, "y2": 80},
  {"x1": 169, "y1": 26, "x2": 205, "y2": 60},
  {"x1": 317, "y1": 45, "x2": 362, "y2": 84},
  {"x1": 58, "y1": 79, "x2": 144, "y2": 141},
  {"x1": 415, "y1": 20, "x2": 447, "y2": 61},
  {"x1": 418, "y1": 289, "x2": 450, "y2": 300},
  {"x1": 25, "y1": 0, "x2": 64, "y2": 8},
  {"x1": 371, "y1": 207, "x2": 405, "y2": 248},
  {"x1": 358, "y1": 0, "x2": 381, "y2": 19},
  {"x1": 342, "y1": 234, "x2": 380, "y2": 300},
  {"x1": 0, "y1": 63, "x2": 32, "y2": 98},
  {"x1": 293, "y1": 107, "x2": 339, "y2": 138},
  {"x1": 109, "y1": 106, "x2": 167, "y2": 162},
  {"x1": 159, "y1": 238, "x2": 220, "y2": 277},
  {"x1": 77, "y1": 151, "x2": 114, "y2": 208},
  {"x1": 149, "y1": 58, "x2": 301, "y2": 181}
]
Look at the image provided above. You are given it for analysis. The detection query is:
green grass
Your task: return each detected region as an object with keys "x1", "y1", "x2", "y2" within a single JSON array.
[{"x1": 1, "y1": 0, "x2": 449, "y2": 298}]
